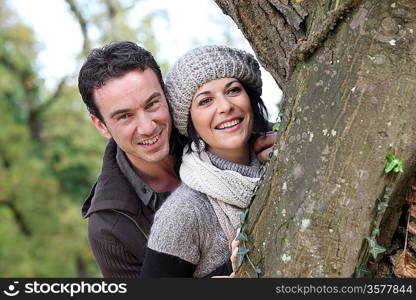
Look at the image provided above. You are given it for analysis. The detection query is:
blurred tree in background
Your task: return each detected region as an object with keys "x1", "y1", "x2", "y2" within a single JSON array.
[{"x1": 0, "y1": 0, "x2": 167, "y2": 277}]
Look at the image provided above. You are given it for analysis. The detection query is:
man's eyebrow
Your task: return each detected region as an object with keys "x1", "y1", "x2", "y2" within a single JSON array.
[
  {"x1": 109, "y1": 108, "x2": 130, "y2": 119},
  {"x1": 109, "y1": 92, "x2": 161, "y2": 119},
  {"x1": 144, "y1": 92, "x2": 161, "y2": 105}
]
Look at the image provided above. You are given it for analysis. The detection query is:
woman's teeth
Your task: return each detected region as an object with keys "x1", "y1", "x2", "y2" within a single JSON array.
[{"x1": 217, "y1": 119, "x2": 241, "y2": 129}]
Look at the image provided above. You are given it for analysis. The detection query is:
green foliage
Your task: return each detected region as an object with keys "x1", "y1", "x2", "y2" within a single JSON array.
[
  {"x1": 0, "y1": 0, "x2": 104, "y2": 277},
  {"x1": 354, "y1": 265, "x2": 370, "y2": 278},
  {"x1": 237, "y1": 246, "x2": 250, "y2": 268},
  {"x1": 384, "y1": 154, "x2": 404, "y2": 173},
  {"x1": 240, "y1": 208, "x2": 249, "y2": 224},
  {"x1": 236, "y1": 231, "x2": 248, "y2": 242},
  {"x1": 365, "y1": 237, "x2": 386, "y2": 260},
  {"x1": 272, "y1": 112, "x2": 283, "y2": 132}
]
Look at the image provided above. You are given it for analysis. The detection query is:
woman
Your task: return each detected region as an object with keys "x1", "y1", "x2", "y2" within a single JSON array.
[{"x1": 141, "y1": 45, "x2": 269, "y2": 277}]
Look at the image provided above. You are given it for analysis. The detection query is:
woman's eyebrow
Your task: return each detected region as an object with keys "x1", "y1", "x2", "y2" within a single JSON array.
[
  {"x1": 224, "y1": 80, "x2": 239, "y2": 88},
  {"x1": 193, "y1": 90, "x2": 210, "y2": 100},
  {"x1": 193, "y1": 80, "x2": 240, "y2": 100}
]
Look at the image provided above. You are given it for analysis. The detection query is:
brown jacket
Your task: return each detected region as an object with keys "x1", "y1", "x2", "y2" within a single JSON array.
[{"x1": 82, "y1": 139, "x2": 169, "y2": 278}]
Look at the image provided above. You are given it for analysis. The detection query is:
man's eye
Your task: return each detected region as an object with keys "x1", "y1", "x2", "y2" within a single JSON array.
[
  {"x1": 198, "y1": 98, "x2": 212, "y2": 106},
  {"x1": 118, "y1": 114, "x2": 129, "y2": 120},
  {"x1": 146, "y1": 100, "x2": 159, "y2": 110}
]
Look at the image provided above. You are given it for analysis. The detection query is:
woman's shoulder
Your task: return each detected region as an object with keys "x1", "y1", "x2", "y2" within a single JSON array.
[
  {"x1": 154, "y1": 183, "x2": 211, "y2": 222},
  {"x1": 148, "y1": 183, "x2": 213, "y2": 264}
]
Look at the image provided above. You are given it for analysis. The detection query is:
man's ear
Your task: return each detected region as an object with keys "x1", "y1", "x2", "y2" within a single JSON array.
[{"x1": 90, "y1": 114, "x2": 112, "y2": 139}]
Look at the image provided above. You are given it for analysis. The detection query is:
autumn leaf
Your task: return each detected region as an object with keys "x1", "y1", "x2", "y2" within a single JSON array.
[
  {"x1": 410, "y1": 205, "x2": 416, "y2": 218},
  {"x1": 394, "y1": 250, "x2": 416, "y2": 278},
  {"x1": 408, "y1": 221, "x2": 416, "y2": 236},
  {"x1": 406, "y1": 177, "x2": 416, "y2": 205}
]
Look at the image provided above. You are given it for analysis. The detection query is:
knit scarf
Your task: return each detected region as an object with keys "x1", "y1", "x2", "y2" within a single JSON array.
[{"x1": 180, "y1": 144, "x2": 259, "y2": 244}]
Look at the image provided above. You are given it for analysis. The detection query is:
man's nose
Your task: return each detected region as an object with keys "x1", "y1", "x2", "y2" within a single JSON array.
[{"x1": 136, "y1": 114, "x2": 156, "y2": 136}]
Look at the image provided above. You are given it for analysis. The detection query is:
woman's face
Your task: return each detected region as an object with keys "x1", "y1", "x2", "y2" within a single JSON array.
[{"x1": 190, "y1": 78, "x2": 253, "y2": 158}]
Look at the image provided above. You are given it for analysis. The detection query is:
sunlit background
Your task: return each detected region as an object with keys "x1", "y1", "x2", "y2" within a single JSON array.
[{"x1": 1, "y1": 0, "x2": 281, "y2": 277}]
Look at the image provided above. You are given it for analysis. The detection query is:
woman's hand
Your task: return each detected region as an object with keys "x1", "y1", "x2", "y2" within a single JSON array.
[
  {"x1": 230, "y1": 239, "x2": 240, "y2": 273},
  {"x1": 212, "y1": 238, "x2": 241, "y2": 278},
  {"x1": 254, "y1": 133, "x2": 277, "y2": 162}
]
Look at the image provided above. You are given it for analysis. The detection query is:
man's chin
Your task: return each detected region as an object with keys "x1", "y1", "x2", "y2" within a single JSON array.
[{"x1": 140, "y1": 148, "x2": 170, "y2": 163}]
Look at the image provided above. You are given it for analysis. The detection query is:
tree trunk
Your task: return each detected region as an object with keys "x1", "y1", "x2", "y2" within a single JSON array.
[{"x1": 214, "y1": 0, "x2": 416, "y2": 277}]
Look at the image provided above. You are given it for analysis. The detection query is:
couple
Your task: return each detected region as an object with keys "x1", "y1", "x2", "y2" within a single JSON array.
[{"x1": 79, "y1": 41, "x2": 274, "y2": 278}]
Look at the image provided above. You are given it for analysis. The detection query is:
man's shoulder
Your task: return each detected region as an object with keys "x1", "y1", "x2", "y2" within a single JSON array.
[
  {"x1": 88, "y1": 209, "x2": 149, "y2": 245},
  {"x1": 87, "y1": 210, "x2": 124, "y2": 243}
]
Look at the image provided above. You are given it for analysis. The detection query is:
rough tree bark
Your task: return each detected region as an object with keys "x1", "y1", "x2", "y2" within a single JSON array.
[{"x1": 214, "y1": 0, "x2": 416, "y2": 277}]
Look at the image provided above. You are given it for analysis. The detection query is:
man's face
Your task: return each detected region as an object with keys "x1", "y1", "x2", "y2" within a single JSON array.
[{"x1": 91, "y1": 69, "x2": 172, "y2": 165}]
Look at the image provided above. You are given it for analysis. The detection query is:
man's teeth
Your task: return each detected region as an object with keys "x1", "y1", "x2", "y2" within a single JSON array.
[
  {"x1": 218, "y1": 119, "x2": 241, "y2": 129},
  {"x1": 139, "y1": 134, "x2": 159, "y2": 145}
]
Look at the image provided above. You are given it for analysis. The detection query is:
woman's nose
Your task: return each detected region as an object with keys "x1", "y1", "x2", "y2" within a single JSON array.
[{"x1": 216, "y1": 96, "x2": 233, "y2": 114}]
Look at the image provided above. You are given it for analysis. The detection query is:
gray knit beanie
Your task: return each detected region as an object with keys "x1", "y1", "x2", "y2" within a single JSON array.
[{"x1": 165, "y1": 45, "x2": 262, "y2": 136}]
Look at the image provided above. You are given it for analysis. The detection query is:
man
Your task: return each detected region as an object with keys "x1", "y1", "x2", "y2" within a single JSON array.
[{"x1": 78, "y1": 41, "x2": 275, "y2": 278}]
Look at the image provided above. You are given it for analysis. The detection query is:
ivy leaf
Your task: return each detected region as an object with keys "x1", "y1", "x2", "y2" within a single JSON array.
[
  {"x1": 240, "y1": 209, "x2": 249, "y2": 224},
  {"x1": 384, "y1": 155, "x2": 398, "y2": 173},
  {"x1": 366, "y1": 237, "x2": 386, "y2": 259},
  {"x1": 384, "y1": 154, "x2": 404, "y2": 173},
  {"x1": 236, "y1": 231, "x2": 248, "y2": 242},
  {"x1": 383, "y1": 186, "x2": 392, "y2": 199},
  {"x1": 393, "y1": 158, "x2": 404, "y2": 173},
  {"x1": 255, "y1": 267, "x2": 262, "y2": 275},
  {"x1": 355, "y1": 265, "x2": 370, "y2": 278},
  {"x1": 377, "y1": 201, "x2": 389, "y2": 212},
  {"x1": 237, "y1": 246, "x2": 250, "y2": 268},
  {"x1": 272, "y1": 122, "x2": 281, "y2": 132},
  {"x1": 272, "y1": 112, "x2": 284, "y2": 132},
  {"x1": 366, "y1": 236, "x2": 375, "y2": 248},
  {"x1": 372, "y1": 228, "x2": 380, "y2": 237}
]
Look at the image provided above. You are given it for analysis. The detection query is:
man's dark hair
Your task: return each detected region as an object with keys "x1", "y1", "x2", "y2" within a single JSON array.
[
  {"x1": 186, "y1": 82, "x2": 269, "y2": 153},
  {"x1": 78, "y1": 41, "x2": 164, "y2": 121}
]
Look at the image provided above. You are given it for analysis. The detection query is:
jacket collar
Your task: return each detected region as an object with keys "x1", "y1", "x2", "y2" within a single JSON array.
[
  {"x1": 82, "y1": 139, "x2": 154, "y2": 218},
  {"x1": 115, "y1": 146, "x2": 154, "y2": 207}
]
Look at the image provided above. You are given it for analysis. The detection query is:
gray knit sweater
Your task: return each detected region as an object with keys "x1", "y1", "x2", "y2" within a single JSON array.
[{"x1": 147, "y1": 152, "x2": 260, "y2": 277}]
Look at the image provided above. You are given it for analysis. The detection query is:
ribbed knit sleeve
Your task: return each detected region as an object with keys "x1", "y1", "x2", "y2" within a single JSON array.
[
  {"x1": 88, "y1": 237, "x2": 141, "y2": 278},
  {"x1": 87, "y1": 210, "x2": 147, "y2": 278}
]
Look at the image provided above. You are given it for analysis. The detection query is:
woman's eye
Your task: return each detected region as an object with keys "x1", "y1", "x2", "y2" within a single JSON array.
[
  {"x1": 227, "y1": 87, "x2": 241, "y2": 94},
  {"x1": 198, "y1": 98, "x2": 212, "y2": 106}
]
